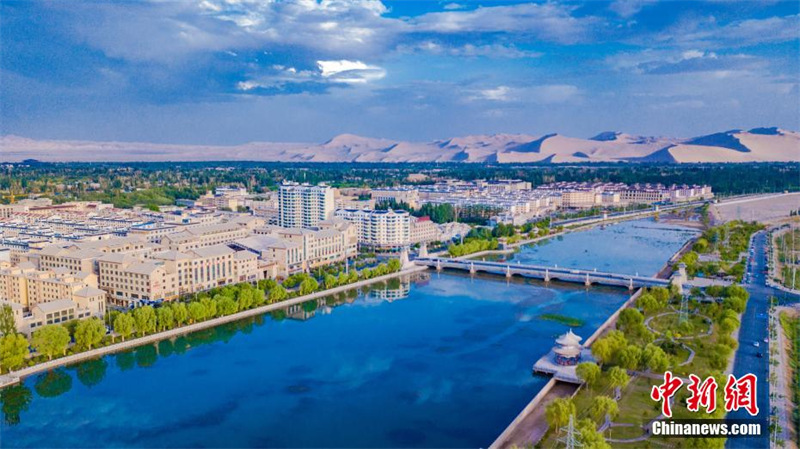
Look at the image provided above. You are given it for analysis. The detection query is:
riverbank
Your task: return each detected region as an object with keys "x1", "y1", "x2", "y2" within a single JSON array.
[
  {"x1": 0, "y1": 265, "x2": 428, "y2": 389},
  {"x1": 490, "y1": 286, "x2": 645, "y2": 448},
  {"x1": 490, "y1": 224, "x2": 696, "y2": 448}
]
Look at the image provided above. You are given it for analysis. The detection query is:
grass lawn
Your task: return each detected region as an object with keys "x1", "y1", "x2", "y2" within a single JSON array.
[
  {"x1": 649, "y1": 312, "x2": 712, "y2": 338},
  {"x1": 607, "y1": 424, "x2": 645, "y2": 440}
]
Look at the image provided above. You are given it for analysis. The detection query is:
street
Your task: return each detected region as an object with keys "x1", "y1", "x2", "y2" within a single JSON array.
[{"x1": 726, "y1": 231, "x2": 797, "y2": 449}]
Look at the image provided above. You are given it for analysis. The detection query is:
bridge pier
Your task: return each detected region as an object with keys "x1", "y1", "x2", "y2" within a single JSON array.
[
  {"x1": 469, "y1": 261, "x2": 476, "y2": 275},
  {"x1": 544, "y1": 268, "x2": 550, "y2": 282},
  {"x1": 436, "y1": 259, "x2": 442, "y2": 271},
  {"x1": 584, "y1": 273, "x2": 591, "y2": 286},
  {"x1": 506, "y1": 265, "x2": 512, "y2": 278},
  {"x1": 628, "y1": 278, "x2": 634, "y2": 290}
]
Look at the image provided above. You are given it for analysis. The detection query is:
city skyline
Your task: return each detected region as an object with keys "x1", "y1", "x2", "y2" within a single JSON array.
[{"x1": 2, "y1": 0, "x2": 799, "y2": 145}]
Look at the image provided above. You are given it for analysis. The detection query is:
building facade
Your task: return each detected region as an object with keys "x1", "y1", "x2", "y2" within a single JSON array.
[{"x1": 278, "y1": 182, "x2": 335, "y2": 229}]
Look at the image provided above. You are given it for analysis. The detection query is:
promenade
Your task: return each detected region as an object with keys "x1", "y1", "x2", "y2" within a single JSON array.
[{"x1": 0, "y1": 265, "x2": 428, "y2": 389}]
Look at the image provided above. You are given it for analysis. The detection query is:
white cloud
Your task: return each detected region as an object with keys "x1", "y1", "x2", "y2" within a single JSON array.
[
  {"x1": 609, "y1": 0, "x2": 656, "y2": 18},
  {"x1": 399, "y1": 41, "x2": 542, "y2": 59},
  {"x1": 317, "y1": 60, "x2": 386, "y2": 83},
  {"x1": 474, "y1": 86, "x2": 512, "y2": 101},
  {"x1": 443, "y1": 3, "x2": 465, "y2": 11},
  {"x1": 654, "y1": 14, "x2": 800, "y2": 48},
  {"x1": 414, "y1": 3, "x2": 597, "y2": 44},
  {"x1": 469, "y1": 84, "x2": 579, "y2": 103}
]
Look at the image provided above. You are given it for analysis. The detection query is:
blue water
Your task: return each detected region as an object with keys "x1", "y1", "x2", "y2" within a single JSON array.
[
  {"x1": 0, "y1": 274, "x2": 629, "y2": 448},
  {"x1": 489, "y1": 219, "x2": 698, "y2": 276},
  {"x1": 0, "y1": 218, "x2": 695, "y2": 448}
]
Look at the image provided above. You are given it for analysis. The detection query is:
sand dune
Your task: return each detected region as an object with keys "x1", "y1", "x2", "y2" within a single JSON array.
[{"x1": 1, "y1": 128, "x2": 797, "y2": 163}]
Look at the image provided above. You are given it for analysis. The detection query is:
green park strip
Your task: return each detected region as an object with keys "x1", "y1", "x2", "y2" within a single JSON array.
[
  {"x1": 679, "y1": 220, "x2": 764, "y2": 283},
  {"x1": 0, "y1": 260, "x2": 414, "y2": 384},
  {"x1": 537, "y1": 284, "x2": 750, "y2": 449},
  {"x1": 779, "y1": 311, "x2": 799, "y2": 444},
  {"x1": 775, "y1": 228, "x2": 799, "y2": 290}
]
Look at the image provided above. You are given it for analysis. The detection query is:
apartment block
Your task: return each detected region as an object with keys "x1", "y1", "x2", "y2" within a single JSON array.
[
  {"x1": 334, "y1": 209, "x2": 411, "y2": 250},
  {"x1": 410, "y1": 216, "x2": 441, "y2": 244},
  {"x1": 278, "y1": 181, "x2": 335, "y2": 229}
]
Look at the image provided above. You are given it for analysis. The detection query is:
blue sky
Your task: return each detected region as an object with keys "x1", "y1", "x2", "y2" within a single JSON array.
[{"x1": 1, "y1": 0, "x2": 798, "y2": 144}]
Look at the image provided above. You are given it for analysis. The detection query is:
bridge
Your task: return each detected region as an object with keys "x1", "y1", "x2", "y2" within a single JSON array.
[{"x1": 414, "y1": 257, "x2": 676, "y2": 290}]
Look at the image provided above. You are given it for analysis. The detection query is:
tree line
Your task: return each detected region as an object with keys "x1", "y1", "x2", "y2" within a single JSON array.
[{"x1": 0, "y1": 259, "x2": 403, "y2": 373}]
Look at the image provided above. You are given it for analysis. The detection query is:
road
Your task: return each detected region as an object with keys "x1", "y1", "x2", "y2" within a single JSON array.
[{"x1": 726, "y1": 230, "x2": 798, "y2": 449}]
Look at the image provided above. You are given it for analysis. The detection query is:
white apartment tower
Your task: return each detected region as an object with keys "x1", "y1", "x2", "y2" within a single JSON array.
[{"x1": 278, "y1": 181, "x2": 335, "y2": 229}]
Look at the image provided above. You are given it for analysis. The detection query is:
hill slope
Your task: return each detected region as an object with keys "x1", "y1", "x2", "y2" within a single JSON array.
[{"x1": 1, "y1": 128, "x2": 797, "y2": 163}]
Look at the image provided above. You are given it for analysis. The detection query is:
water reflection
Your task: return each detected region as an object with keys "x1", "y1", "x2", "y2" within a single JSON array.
[
  {"x1": 74, "y1": 358, "x2": 107, "y2": 388},
  {"x1": 33, "y1": 370, "x2": 72, "y2": 398},
  {"x1": 0, "y1": 385, "x2": 32, "y2": 426},
  {"x1": 1, "y1": 272, "x2": 428, "y2": 415}
]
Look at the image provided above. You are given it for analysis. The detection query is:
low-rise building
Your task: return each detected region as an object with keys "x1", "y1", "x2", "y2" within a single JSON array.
[{"x1": 410, "y1": 216, "x2": 441, "y2": 244}]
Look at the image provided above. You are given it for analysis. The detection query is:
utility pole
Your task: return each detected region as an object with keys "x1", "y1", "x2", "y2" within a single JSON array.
[{"x1": 557, "y1": 415, "x2": 583, "y2": 449}]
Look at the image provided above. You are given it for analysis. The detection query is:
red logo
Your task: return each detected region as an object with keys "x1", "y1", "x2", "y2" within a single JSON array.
[
  {"x1": 686, "y1": 374, "x2": 718, "y2": 414},
  {"x1": 650, "y1": 371, "x2": 683, "y2": 418},
  {"x1": 724, "y1": 373, "x2": 759, "y2": 416}
]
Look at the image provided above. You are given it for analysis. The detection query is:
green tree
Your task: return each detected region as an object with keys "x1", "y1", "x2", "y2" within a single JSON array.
[
  {"x1": 299, "y1": 278, "x2": 319, "y2": 296},
  {"x1": 113, "y1": 314, "x2": 135, "y2": 341},
  {"x1": 323, "y1": 274, "x2": 337, "y2": 290},
  {"x1": 545, "y1": 397, "x2": 576, "y2": 432},
  {"x1": 0, "y1": 334, "x2": 29, "y2": 371},
  {"x1": 576, "y1": 418, "x2": 611, "y2": 449},
  {"x1": 635, "y1": 293, "x2": 660, "y2": 314},
  {"x1": 607, "y1": 366, "x2": 630, "y2": 391},
  {"x1": 74, "y1": 318, "x2": 105, "y2": 350},
  {"x1": 200, "y1": 298, "x2": 218, "y2": 318},
  {"x1": 642, "y1": 343, "x2": 670, "y2": 372},
  {"x1": 618, "y1": 345, "x2": 643, "y2": 371},
  {"x1": 217, "y1": 296, "x2": 238, "y2": 316},
  {"x1": 709, "y1": 344, "x2": 733, "y2": 370},
  {"x1": 237, "y1": 289, "x2": 254, "y2": 311},
  {"x1": 575, "y1": 362, "x2": 601, "y2": 390},
  {"x1": 591, "y1": 339, "x2": 614, "y2": 366},
  {"x1": 649, "y1": 287, "x2": 670, "y2": 307},
  {"x1": 591, "y1": 330, "x2": 627, "y2": 366},
  {"x1": 132, "y1": 306, "x2": 156, "y2": 337},
  {"x1": 172, "y1": 303, "x2": 188, "y2": 326},
  {"x1": 268, "y1": 285, "x2": 288, "y2": 303},
  {"x1": 31, "y1": 325, "x2": 70, "y2": 360},
  {"x1": 258, "y1": 279, "x2": 278, "y2": 291},
  {"x1": 0, "y1": 305, "x2": 18, "y2": 337},
  {"x1": 188, "y1": 302, "x2": 207, "y2": 323},
  {"x1": 617, "y1": 309, "x2": 644, "y2": 335},
  {"x1": 589, "y1": 395, "x2": 619, "y2": 423},
  {"x1": 251, "y1": 289, "x2": 266, "y2": 307},
  {"x1": 156, "y1": 306, "x2": 175, "y2": 331},
  {"x1": 388, "y1": 258, "x2": 401, "y2": 273}
]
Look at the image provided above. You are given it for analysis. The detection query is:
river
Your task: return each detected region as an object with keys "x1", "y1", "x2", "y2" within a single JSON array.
[{"x1": 0, "y1": 218, "x2": 695, "y2": 448}]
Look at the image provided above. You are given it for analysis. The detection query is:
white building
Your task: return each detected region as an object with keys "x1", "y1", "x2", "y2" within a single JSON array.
[
  {"x1": 278, "y1": 181, "x2": 335, "y2": 229},
  {"x1": 335, "y1": 209, "x2": 411, "y2": 250}
]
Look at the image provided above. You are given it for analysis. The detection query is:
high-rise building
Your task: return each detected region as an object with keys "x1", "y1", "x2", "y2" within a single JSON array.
[{"x1": 278, "y1": 181, "x2": 335, "y2": 229}]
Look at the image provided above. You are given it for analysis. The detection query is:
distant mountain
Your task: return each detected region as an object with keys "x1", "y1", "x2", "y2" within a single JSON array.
[{"x1": 1, "y1": 128, "x2": 797, "y2": 164}]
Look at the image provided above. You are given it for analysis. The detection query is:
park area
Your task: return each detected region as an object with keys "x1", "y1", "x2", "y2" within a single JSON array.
[
  {"x1": 535, "y1": 285, "x2": 749, "y2": 449},
  {"x1": 774, "y1": 227, "x2": 799, "y2": 290}
]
